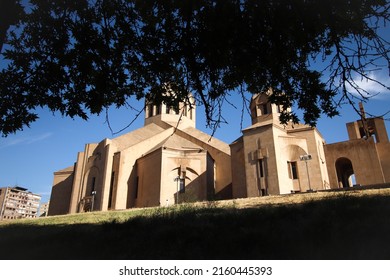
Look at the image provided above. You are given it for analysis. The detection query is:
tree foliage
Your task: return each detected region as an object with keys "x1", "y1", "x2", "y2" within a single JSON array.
[{"x1": 1, "y1": 0, "x2": 389, "y2": 136}]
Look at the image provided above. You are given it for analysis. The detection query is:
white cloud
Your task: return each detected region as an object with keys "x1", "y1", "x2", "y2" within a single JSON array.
[
  {"x1": 0, "y1": 132, "x2": 53, "y2": 149},
  {"x1": 27, "y1": 132, "x2": 53, "y2": 144},
  {"x1": 347, "y1": 73, "x2": 390, "y2": 99}
]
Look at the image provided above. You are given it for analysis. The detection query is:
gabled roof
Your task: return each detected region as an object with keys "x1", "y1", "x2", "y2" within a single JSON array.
[
  {"x1": 242, "y1": 119, "x2": 275, "y2": 131},
  {"x1": 54, "y1": 165, "x2": 74, "y2": 174},
  {"x1": 111, "y1": 123, "x2": 166, "y2": 150},
  {"x1": 230, "y1": 135, "x2": 243, "y2": 146},
  {"x1": 180, "y1": 126, "x2": 231, "y2": 155},
  {"x1": 143, "y1": 133, "x2": 204, "y2": 157}
]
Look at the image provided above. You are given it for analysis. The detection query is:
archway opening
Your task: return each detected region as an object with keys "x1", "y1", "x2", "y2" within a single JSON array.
[{"x1": 335, "y1": 157, "x2": 355, "y2": 188}]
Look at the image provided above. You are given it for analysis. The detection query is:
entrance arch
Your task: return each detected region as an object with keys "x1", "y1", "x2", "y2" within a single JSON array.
[{"x1": 335, "y1": 157, "x2": 355, "y2": 188}]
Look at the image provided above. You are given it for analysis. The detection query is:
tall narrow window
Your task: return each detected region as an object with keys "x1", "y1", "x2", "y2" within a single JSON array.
[
  {"x1": 155, "y1": 105, "x2": 160, "y2": 115},
  {"x1": 135, "y1": 176, "x2": 139, "y2": 199},
  {"x1": 108, "y1": 172, "x2": 115, "y2": 209},
  {"x1": 179, "y1": 171, "x2": 186, "y2": 193},
  {"x1": 91, "y1": 177, "x2": 96, "y2": 194},
  {"x1": 179, "y1": 178, "x2": 185, "y2": 193},
  {"x1": 147, "y1": 104, "x2": 153, "y2": 117},
  {"x1": 288, "y1": 161, "x2": 298, "y2": 179},
  {"x1": 258, "y1": 159, "x2": 264, "y2": 178},
  {"x1": 262, "y1": 104, "x2": 268, "y2": 114},
  {"x1": 166, "y1": 105, "x2": 170, "y2": 114}
]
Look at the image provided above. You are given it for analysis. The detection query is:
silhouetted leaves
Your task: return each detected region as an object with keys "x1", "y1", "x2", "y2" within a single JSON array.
[{"x1": 1, "y1": 0, "x2": 389, "y2": 135}]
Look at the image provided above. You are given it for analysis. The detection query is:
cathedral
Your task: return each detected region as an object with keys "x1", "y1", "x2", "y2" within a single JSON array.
[
  {"x1": 48, "y1": 94, "x2": 232, "y2": 215},
  {"x1": 48, "y1": 91, "x2": 390, "y2": 215}
]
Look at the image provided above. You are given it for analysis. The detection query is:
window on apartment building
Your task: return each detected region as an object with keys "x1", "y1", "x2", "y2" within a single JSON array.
[
  {"x1": 288, "y1": 161, "x2": 299, "y2": 179},
  {"x1": 166, "y1": 105, "x2": 170, "y2": 114}
]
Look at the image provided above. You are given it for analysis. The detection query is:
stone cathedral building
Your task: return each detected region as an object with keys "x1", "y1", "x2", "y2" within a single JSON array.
[
  {"x1": 48, "y1": 91, "x2": 390, "y2": 215},
  {"x1": 49, "y1": 95, "x2": 232, "y2": 215}
]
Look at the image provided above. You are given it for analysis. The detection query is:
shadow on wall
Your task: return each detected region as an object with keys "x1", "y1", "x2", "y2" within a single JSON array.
[
  {"x1": 173, "y1": 170, "x2": 211, "y2": 204},
  {"x1": 215, "y1": 184, "x2": 232, "y2": 200},
  {"x1": 48, "y1": 174, "x2": 74, "y2": 216}
]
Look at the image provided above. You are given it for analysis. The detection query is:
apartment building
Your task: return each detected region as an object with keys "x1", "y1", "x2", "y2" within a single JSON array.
[
  {"x1": 0, "y1": 186, "x2": 41, "y2": 220},
  {"x1": 39, "y1": 201, "x2": 50, "y2": 217}
]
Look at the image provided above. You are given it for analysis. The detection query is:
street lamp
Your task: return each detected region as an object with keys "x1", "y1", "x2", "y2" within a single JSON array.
[
  {"x1": 299, "y1": 154, "x2": 313, "y2": 191},
  {"x1": 91, "y1": 191, "x2": 97, "y2": 211},
  {"x1": 174, "y1": 176, "x2": 180, "y2": 204}
]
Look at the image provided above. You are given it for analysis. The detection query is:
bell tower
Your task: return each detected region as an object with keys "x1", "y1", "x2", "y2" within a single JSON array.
[
  {"x1": 250, "y1": 89, "x2": 287, "y2": 125},
  {"x1": 144, "y1": 93, "x2": 196, "y2": 128},
  {"x1": 346, "y1": 102, "x2": 389, "y2": 143}
]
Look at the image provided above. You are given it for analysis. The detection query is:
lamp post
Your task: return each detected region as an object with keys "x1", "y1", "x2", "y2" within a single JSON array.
[
  {"x1": 299, "y1": 154, "x2": 313, "y2": 191},
  {"x1": 91, "y1": 191, "x2": 97, "y2": 211},
  {"x1": 174, "y1": 176, "x2": 180, "y2": 204}
]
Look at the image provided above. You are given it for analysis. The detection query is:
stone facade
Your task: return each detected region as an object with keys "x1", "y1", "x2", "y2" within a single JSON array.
[
  {"x1": 231, "y1": 91, "x2": 330, "y2": 197},
  {"x1": 48, "y1": 91, "x2": 390, "y2": 215},
  {"x1": 48, "y1": 95, "x2": 231, "y2": 215},
  {"x1": 325, "y1": 115, "x2": 390, "y2": 188}
]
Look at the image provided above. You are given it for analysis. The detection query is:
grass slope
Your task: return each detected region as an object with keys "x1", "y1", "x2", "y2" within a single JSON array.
[{"x1": 1, "y1": 189, "x2": 390, "y2": 259}]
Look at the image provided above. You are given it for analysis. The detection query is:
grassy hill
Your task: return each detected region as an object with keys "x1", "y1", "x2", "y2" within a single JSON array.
[{"x1": 1, "y1": 188, "x2": 390, "y2": 259}]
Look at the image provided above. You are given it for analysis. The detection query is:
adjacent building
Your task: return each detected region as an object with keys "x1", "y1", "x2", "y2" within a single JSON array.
[
  {"x1": 325, "y1": 106, "x2": 390, "y2": 188},
  {"x1": 0, "y1": 186, "x2": 41, "y2": 220}
]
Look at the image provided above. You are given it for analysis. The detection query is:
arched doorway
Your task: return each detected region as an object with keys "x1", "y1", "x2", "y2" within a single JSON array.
[
  {"x1": 80, "y1": 166, "x2": 100, "y2": 212},
  {"x1": 335, "y1": 158, "x2": 355, "y2": 188}
]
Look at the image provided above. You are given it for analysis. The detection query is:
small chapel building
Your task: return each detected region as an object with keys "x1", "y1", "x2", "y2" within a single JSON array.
[{"x1": 230, "y1": 91, "x2": 330, "y2": 197}]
